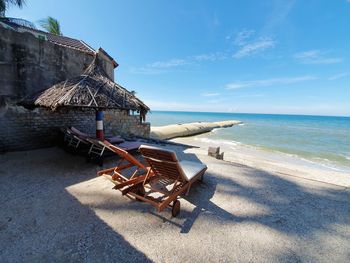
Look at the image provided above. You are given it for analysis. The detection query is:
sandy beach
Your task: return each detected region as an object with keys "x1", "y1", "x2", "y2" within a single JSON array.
[
  {"x1": 1, "y1": 141, "x2": 349, "y2": 262},
  {"x1": 173, "y1": 136, "x2": 350, "y2": 188},
  {"x1": 2, "y1": 1, "x2": 350, "y2": 262}
]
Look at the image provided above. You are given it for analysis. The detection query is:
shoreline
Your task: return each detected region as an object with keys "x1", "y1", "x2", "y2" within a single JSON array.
[
  {"x1": 148, "y1": 115, "x2": 350, "y2": 183},
  {"x1": 1, "y1": 142, "x2": 349, "y2": 262},
  {"x1": 172, "y1": 136, "x2": 350, "y2": 188}
]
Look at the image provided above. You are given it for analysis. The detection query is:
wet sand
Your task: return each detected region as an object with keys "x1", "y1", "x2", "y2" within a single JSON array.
[{"x1": 173, "y1": 136, "x2": 350, "y2": 188}]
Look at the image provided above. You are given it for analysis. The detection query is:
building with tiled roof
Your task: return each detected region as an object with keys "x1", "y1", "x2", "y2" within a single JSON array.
[
  {"x1": 0, "y1": 19, "x2": 117, "y2": 67},
  {"x1": 0, "y1": 19, "x2": 150, "y2": 152}
]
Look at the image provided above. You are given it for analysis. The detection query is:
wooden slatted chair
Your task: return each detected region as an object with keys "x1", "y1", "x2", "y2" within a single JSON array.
[
  {"x1": 119, "y1": 145, "x2": 207, "y2": 217},
  {"x1": 97, "y1": 141, "x2": 150, "y2": 189},
  {"x1": 64, "y1": 127, "x2": 90, "y2": 149},
  {"x1": 88, "y1": 138, "x2": 143, "y2": 166}
]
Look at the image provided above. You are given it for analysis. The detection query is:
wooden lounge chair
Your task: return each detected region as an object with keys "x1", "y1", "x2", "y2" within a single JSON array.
[
  {"x1": 97, "y1": 141, "x2": 151, "y2": 191},
  {"x1": 61, "y1": 127, "x2": 93, "y2": 156},
  {"x1": 63, "y1": 126, "x2": 125, "y2": 152},
  {"x1": 64, "y1": 127, "x2": 90, "y2": 149},
  {"x1": 118, "y1": 145, "x2": 207, "y2": 217},
  {"x1": 87, "y1": 138, "x2": 143, "y2": 166},
  {"x1": 70, "y1": 127, "x2": 125, "y2": 144}
]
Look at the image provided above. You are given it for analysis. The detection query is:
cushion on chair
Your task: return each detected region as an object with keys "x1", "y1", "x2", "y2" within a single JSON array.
[
  {"x1": 70, "y1": 127, "x2": 89, "y2": 138},
  {"x1": 107, "y1": 136, "x2": 125, "y2": 144},
  {"x1": 118, "y1": 141, "x2": 142, "y2": 151},
  {"x1": 179, "y1": 160, "x2": 207, "y2": 181}
]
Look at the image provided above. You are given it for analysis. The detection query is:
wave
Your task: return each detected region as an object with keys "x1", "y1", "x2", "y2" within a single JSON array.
[
  {"x1": 260, "y1": 148, "x2": 350, "y2": 172},
  {"x1": 211, "y1": 128, "x2": 223, "y2": 133},
  {"x1": 194, "y1": 136, "x2": 350, "y2": 172},
  {"x1": 194, "y1": 137, "x2": 242, "y2": 147},
  {"x1": 339, "y1": 154, "x2": 350, "y2": 161}
]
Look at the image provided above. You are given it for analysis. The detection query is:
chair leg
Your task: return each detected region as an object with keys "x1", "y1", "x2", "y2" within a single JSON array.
[
  {"x1": 172, "y1": 200, "x2": 181, "y2": 217},
  {"x1": 185, "y1": 184, "x2": 191, "y2": 195}
]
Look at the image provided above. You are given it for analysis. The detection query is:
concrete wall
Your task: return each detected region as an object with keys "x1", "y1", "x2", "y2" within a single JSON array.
[
  {"x1": 0, "y1": 106, "x2": 150, "y2": 152},
  {"x1": 0, "y1": 26, "x2": 149, "y2": 152},
  {"x1": 1, "y1": 26, "x2": 94, "y2": 99}
]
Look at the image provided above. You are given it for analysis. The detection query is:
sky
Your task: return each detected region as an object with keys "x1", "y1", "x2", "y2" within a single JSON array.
[{"x1": 6, "y1": 0, "x2": 350, "y2": 116}]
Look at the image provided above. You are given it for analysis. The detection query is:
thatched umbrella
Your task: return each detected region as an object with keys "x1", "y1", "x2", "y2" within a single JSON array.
[{"x1": 32, "y1": 57, "x2": 149, "y2": 139}]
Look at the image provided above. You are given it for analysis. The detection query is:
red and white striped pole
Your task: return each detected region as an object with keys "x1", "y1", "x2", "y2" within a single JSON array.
[{"x1": 96, "y1": 110, "x2": 104, "y2": 139}]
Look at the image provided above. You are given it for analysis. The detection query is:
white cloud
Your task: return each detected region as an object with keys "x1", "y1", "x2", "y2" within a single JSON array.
[
  {"x1": 130, "y1": 58, "x2": 191, "y2": 74},
  {"x1": 129, "y1": 67, "x2": 164, "y2": 75},
  {"x1": 235, "y1": 94, "x2": 265, "y2": 98},
  {"x1": 201, "y1": 92, "x2": 220, "y2": 97},
  {"x1": 328, "y1": 72, "x2": 349, "y2": 80},
  {"x1": 145, "y1": 99, "x2": 232, "y2": 112},
  {"x1": 131, "y1": 52, "x2": 229, "y2": 74},
  {"x1": 262, "y1": 0, "x2": 295, "y2": 34},
  {"x1": 295, "y1": 50, "x2": 319, "y2": 59},
  {"x1": 207, "y1": 98, "x2": 229, "y2": 104},
  {"x1": 294, "y1": 50, "x2": 344, "y2": 64},
  {"x1": 226, "y1": 76, "x2": 317, "y2": 89},
  {"x1": 194, "y1": 52, "x2": 227, "y2": 62},
  {"x1": 233, "y1": 37, "x2": 276, "y2": 59},
  {"x1": 233, "y1": 29, "x2": 255, "y2": 46},
  {"x1": 149, "y1": 59, "x2": 190, "y2": 69},
  {"x1": 131, "y1": 29, "x2": 276, "y2": 75},
  {"x1": 309, "y1": 58, "x2": 343, "y2": 65}
]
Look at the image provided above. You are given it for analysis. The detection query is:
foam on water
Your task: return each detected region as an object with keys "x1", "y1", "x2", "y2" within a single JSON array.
[
  {"x1": 149, "y1": 111, "x2": 350, "y2": 173},
  {"x1": 199, "y1": 136, "x2": 349, "y2": 172},
  {"x1": 194, "y1": 137, "x2": 241, "y2": 147}
]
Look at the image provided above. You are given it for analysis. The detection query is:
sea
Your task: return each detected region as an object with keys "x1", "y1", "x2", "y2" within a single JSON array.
[{"x1": 148, "y1": 111, "x2": 350, "y2": 173}]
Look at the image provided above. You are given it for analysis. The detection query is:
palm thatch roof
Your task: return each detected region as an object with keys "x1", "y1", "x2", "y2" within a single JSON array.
[{"x1": 31, "y1": 57, "x2": 149, "y2": 115}]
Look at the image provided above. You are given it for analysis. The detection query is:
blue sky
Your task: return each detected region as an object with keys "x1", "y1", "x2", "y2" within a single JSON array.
[{"x1": 7, "y1": 0, "x2": 350, "y2": 116}]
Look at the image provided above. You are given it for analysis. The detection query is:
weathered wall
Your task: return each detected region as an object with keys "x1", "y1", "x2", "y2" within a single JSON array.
[
  {"x1": 0, "y1": 26, "x2": 95, "y2": 99},
  {"x1": 0, "y1": 26, "x2": 149, "y2": 152},
  {"x1": 0, "y1": 106, "x2": 150, "y2": 152}
]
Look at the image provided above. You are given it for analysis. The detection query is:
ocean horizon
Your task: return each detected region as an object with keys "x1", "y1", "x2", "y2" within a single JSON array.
[
  {"x1": 149, "y1": 110, "x2": 350, "y2": 119},
  {"x1": 148, "y1": 110, "x2": 350, "y2": 173}
]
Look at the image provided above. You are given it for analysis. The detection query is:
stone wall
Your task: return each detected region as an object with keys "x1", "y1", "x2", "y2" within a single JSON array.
[
  {"x1": 0, "y1": 26, "x2": 150, "y2": 152},
  {"x1": 1, "y1": 26, "x2": 90, "y2": 98},
  {"x1": 104, "y1": 110, "x2": 150, "y2": 138},
  {"x1": 0, "y1": 106, "x2": 150, "y2": 152}
]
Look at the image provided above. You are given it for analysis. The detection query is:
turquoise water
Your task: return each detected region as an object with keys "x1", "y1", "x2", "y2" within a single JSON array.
[{"x1": 148, "y1": 111, "x2": 350, "y2": 172}]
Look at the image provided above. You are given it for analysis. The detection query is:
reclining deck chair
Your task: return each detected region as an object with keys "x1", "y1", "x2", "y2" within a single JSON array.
[
  {"x1": 88, "y1": 139, "x2": 143, "y2": 166},
  {"x1": 97, "y1": 141, "x2": 150, "y2": 189},
  {"x1": 63, "y1": 127, "x2": 125, "y2": 153},
  {"x1": 119, "y1": 145, "x2": 207, "y2": 217},
  {"x1": 63, "y1": 127, "x2": 90, "y2": 150}
]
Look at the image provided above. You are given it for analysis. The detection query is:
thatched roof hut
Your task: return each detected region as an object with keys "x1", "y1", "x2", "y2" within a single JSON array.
[{"x1": 29, "y1": 57, "x2": 149, "y2": 119}]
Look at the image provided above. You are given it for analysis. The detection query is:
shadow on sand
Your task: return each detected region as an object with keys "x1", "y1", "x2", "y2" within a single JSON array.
[
  {"x1": 0, "y1": 148, "x2": 152, "y2": 262},
  {"x1": 1, "y1": 146, "x2": 349, "y2": 262},
  {"x1": 147, "y1": 149, "x2": 350, "y2": 241}
]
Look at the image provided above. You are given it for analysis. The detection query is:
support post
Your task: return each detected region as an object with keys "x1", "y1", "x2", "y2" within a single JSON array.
[{"x1": 96, "y1": 110, "x2": 104, "y2": 139}]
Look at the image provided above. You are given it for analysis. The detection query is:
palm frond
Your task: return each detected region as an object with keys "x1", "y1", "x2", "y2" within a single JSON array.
[
  {"x1": 0, "y1": 0, "x2": 25, "y2": 16},
  {"x1": 39, "y1": 16, "x2": 62, "y2": 36}
]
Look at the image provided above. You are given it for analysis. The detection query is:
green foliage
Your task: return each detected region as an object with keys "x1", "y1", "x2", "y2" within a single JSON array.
[
  {"x1": 39, "y1": 16, "x2": 62, "y2": 36},
  {"x1": 0, "y1": 0, "x2": 25, "y2": 16}
]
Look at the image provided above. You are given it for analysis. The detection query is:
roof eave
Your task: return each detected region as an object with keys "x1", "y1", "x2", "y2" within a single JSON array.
[{"x1": 97, "y1": 47, "x2": 118, "y2": 68}]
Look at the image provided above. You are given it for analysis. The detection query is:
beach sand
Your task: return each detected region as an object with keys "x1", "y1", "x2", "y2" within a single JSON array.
[
  {"x1": 173, "y1": 136, "x2": 350, "y2": 188},
  {"x1": 0, "y1": 144, "x2": 349, "y2": 262}
]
